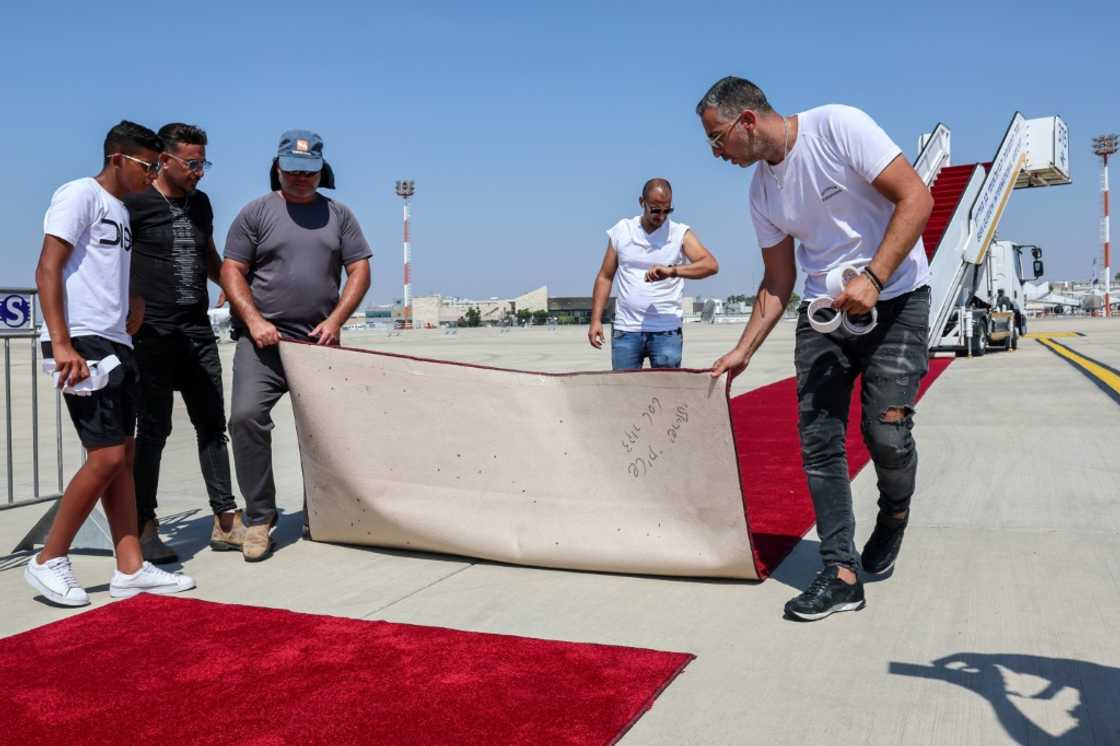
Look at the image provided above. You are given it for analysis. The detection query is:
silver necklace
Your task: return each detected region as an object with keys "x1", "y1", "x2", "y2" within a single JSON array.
[{"x1": 154, "y1": 183, "x2": 189, "y2": 214}]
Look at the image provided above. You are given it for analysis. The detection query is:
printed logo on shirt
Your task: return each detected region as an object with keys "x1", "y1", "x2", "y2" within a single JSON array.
[
  {"x1": 97, "y1": 218, "x2": 133, "y2": 251},
  {"x1": 820, "y1": 185, "x2": 845, "y2": 202}
]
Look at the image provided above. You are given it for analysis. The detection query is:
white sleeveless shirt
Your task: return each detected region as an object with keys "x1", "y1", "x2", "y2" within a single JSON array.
[{"x1": 607, "y1": 216, "x2": 690, "y2": 332}]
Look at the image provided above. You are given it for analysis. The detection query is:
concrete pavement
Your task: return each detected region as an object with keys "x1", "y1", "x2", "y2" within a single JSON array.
[{"x1": 2, "y1": 317, "x2": 1118, "y2": 745}]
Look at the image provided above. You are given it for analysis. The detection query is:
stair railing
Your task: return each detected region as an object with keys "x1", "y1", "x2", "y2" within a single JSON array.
[
  {"x1": 914, "y1": 123, "x2": 951, "y2": 187},
  {"x1": 966, "y1": 113, "x2": 1028, "y2": 265}
]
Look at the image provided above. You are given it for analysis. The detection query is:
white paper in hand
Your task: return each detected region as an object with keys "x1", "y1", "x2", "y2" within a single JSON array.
[{"x1": 42, "y1": 355, "x2": 121, "y2": 396}]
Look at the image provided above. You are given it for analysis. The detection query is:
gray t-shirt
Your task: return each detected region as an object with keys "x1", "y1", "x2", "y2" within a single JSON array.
[{"x1": 224, "y1": 192, "x2": 372, "y2": 340}]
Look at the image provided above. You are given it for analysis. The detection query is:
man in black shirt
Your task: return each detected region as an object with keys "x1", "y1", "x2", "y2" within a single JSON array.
[{"x1": 126, "y1": 123, "x2": 244, "y2": 563}]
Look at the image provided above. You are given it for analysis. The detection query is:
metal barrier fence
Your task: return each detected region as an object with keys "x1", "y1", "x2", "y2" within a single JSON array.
[{"x1": 0, "y1": 287, "x2": 65, "y2": 511}]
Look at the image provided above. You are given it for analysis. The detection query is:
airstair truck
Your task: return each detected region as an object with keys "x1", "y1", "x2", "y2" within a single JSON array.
[{"x1": 913, "y1": 114, "x2": 1070, "y2": 355}]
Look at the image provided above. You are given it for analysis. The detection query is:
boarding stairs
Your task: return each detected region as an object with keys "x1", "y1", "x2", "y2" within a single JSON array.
[{"x1": 913, "y1": 114, "x2": 1071, "y2": 352}]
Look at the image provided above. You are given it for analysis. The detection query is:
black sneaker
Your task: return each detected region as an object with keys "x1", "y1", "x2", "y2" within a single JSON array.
[
  {"x1": 861, "y1": 513, "x2": 909, "y2": 575},
  {"x1": 783, "y1": 566, "x2": 866, "y2": 621}
]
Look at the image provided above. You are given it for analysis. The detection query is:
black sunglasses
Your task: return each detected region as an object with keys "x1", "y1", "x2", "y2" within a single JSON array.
[{"x1": 647, "y1": 207, "x2": 674, "y2": 216}]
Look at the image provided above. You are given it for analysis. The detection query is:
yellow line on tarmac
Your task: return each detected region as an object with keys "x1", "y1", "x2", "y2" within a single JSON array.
[
  {"x1": 1035, "y1": 336, "x2": 1120, "y2": 405},
  {"x1": 1022, "y1": 331, "x2": 1083, "y2": 339}
]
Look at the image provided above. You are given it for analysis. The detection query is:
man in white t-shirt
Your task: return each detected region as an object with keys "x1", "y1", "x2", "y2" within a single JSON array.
[
  {"x1": 588, "y1": 179, "x2": 718, "y2": 369},
  {"x1": 698, "y1": 77, "x2": 934, "y2": 622},
  {"x1": 26, "y1": 121, "x2": 195, "y2": 607}
]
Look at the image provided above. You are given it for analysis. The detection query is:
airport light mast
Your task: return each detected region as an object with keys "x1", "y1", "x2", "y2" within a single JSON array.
[
  {"x1": 1093, "y1": 134, "x2": 1118, "y2": 317},
  {"x1": 395, "y1": 180, "x2": 416, "y2": 328}
]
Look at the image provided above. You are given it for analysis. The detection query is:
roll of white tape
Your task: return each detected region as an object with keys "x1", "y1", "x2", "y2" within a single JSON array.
[
  {"x1": 807, "y1": 296, "x2": 842, "y2": 333},
  {"x1": 841, "y1": 307, "x2": 878, "y2": 336},
  {"x1": 825, "y1": 264, "x2": 863, "y2": 298}
]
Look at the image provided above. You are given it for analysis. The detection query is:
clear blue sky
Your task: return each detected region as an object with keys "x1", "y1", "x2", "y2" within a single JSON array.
[{"x1": 2, "y1": 0, "x2": 1116, "y2": 305}]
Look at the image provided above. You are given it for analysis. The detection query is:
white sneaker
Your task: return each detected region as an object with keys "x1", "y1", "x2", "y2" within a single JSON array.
[
  {"x1": 109, "y1": 561, "x2": 196, "y2": 598},
  {"x1": 25, "y1": 555, "x2": 90, "y2": 607}
]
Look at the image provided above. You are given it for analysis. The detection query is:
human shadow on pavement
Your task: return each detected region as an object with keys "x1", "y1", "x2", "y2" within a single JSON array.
[
  {"x1": 3, "y1": 508, "x2": 211, "y2": 572},
  {"x1": 889, "y1": 652, "x2": 1120, "y2": 744},
  {"x1": 146, "y1": 508, "x2": 307, "y2": 567},
  {"x1": 147, "y1": 509, "x2": 206, "y2": 566}
]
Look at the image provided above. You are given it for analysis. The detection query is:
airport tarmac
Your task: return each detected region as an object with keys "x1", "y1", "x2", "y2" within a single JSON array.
[{"x1": 1, "y1": 316, "x2": 1118, "y2": 745}]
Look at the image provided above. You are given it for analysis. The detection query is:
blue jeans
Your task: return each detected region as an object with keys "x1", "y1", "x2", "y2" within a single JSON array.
[
  {"x1": 611, "y1": 328, "x2": 683, "y2": 370},
  {"x1": 794, "y1": 287, "x2": 930, "y2": 569}
]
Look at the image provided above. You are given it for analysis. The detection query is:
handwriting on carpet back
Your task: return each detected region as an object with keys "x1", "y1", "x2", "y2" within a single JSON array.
[{"x1": 622, "y1": 397, "x2": 690, "y2": 478}]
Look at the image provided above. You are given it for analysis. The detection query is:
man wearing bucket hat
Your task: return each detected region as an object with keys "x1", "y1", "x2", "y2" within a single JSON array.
[
  {"x1": 220, "y1": 129, "x2": 371, "y2": 562},
  {"x1": 697, "y1": 77, "x2": 933, "y2": 622}
]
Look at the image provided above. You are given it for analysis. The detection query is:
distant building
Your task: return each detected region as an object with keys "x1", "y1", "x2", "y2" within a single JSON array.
[
  {"x1": 385, "y1": 288, "x2": 757, "y2": 327},
  {"x1": 547, "y1": 297, "x2": 616, "y2": 325},
  {"x1": 405, "y1": 286, "x2": 549, "y2": 328},
  {"x1": 546, "y1": 296, "x2": 715, "y2": 324}
]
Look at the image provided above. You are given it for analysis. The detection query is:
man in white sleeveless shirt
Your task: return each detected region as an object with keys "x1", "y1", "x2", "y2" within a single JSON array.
[
  {"x1": 698, "y1": 77, "x2": 933, "y2": 622},
  {"x1": 588, "y1": 179, "x2": 718, "y2": 369}
]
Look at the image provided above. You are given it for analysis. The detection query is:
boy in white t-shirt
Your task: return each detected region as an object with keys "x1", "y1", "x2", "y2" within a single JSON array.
[
  {"x1": 698, "y1": 77, "x2": 934, "y2": 622},
  {"x1": 588, "y1": 179, "x2": 719, "y2": 369},
  {"x1": 26, "y1": 121, "x2": 195, "y2": 607}
]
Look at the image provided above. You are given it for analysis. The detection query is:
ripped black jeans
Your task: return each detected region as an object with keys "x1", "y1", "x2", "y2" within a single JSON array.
[{"x1": 794, "y1": 286, "x2": 930, "y2": 569}]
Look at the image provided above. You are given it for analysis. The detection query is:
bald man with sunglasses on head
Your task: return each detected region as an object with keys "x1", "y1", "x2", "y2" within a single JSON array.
[{"x1": 589, "y1": 179, "x2": 719, "y2": 369}]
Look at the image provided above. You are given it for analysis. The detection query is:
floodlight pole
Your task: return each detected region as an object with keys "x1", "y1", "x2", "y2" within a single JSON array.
[
  {"x1": 395, "y1": 180, "x2": 416, "y2": 328},
  {"x1": 1093, "y1": 135, "x2": 1117, "y2": 317}
]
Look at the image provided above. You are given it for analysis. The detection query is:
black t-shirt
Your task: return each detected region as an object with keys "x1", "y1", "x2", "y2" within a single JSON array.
[{"x1": 125, "y1": 186, "x2": 215, "y2": 337}]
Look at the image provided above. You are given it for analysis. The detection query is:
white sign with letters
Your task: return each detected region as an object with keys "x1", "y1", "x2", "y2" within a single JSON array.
[{"x1": 0, "y1": 293, "x2": 33, "y2": 332}]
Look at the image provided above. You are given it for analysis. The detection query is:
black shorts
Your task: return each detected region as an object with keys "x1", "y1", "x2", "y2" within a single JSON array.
[{"x1": 41, "y1": 336, "x2": 139, "y2": 448}]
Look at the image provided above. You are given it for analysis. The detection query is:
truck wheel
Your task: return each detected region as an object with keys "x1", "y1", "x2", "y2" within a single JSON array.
[{"x1": 970, "y1": 323, "x2": 987, "y2": 357}]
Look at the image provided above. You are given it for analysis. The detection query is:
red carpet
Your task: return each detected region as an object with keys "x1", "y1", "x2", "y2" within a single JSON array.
[
  {"x1": 731, "y1": 358, "x2": 953, "y2": 578},
  {"x1": 0, "y1": 595, "x2": 692, "y2": 745}
]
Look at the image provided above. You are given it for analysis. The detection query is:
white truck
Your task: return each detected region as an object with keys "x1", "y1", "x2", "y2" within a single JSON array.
[{"x1": 938, "y1": 239, "x2": 1044, "y2": 356}]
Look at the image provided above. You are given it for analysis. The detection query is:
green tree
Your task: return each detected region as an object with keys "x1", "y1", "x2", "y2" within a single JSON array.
[
  {"x1": 786, "y1": 292, "x2": 801, "y2": 312},
  {"x1": 531, "y1": 309, "x2": 549, "y2": 325},
  {"x1": 465, "y1": 306, "x2": 481, "y2": 327}
]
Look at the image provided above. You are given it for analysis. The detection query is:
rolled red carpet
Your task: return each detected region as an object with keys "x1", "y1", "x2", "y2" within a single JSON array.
[{"x1": 0, "y1": 594, "x2": 692, "y2": 745}]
